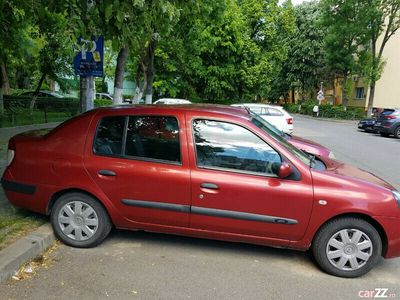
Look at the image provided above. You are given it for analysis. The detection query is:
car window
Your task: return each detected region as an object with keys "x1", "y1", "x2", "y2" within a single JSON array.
[
  {"x1": 125, "y1": 116, "x2": 181, "y2": 163},
  {"x1": 248, "y1": 107, "x2": 262, "y2": 114},
  {"x1": 93, "y1": 116, "x2": 126, "y2": 155},
  {"x1": 250, "y1": 115, "x2": 311, "y2": 166},
  {"x1": 193, "y1": 119, "x2": 281, "y2": 176},
  {"x1": 267, "y1": 108, "x2": 284, "y2": 116}
]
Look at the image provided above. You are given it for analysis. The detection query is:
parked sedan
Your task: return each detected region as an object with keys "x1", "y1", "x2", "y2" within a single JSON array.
[
  {"x1": 247, "y1": 110, "x2": 335, "y2": 159},
  {"x1": 358, "y1": 118, "x2": 376, "y2": 132},
  {"x1": 374, "y1": 108, "x2": 400, "y2": 138},
  {"x1": 19, "y1": 90, "x2": 64, "y2": 98},
  {"x1": 231, "y1": 104, "x2": 293, "y2": 134},
  {"x1": 154, "y1": 98, "x2": 192, "y2": 104},
  {"x1": 2, "y1": 104, "x2": 400, "y2": 278}
]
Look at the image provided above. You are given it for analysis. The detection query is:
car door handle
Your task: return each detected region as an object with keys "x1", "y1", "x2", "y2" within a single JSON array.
[
  {"x1": 200, "y1": 183, "x2": 219, "y2": 190},
  {"x1": 98, "y1": 169, "x2": 116, "y2": 176}
]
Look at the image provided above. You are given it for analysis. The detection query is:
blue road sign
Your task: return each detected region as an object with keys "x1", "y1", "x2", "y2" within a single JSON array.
[{"x1": 74, "y1": 36, "x2": 104, "y2": 77}]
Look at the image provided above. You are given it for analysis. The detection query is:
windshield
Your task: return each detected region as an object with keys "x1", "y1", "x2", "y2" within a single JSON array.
[{"x1": 250, "y1": 113, "x2": 311, "y2": 166}]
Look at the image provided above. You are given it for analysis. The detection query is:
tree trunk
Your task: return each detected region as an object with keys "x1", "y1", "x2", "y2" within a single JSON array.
[
  {"x1": 0, "y1": 87, "x2": 3, "y2": 114},
  {"x1": 367, "y1": 82, "x2": 375, "y2": 117},
  {"x1": 144, "y1": 41, "x2": 156, "y2": 104},
  {"x1": 341, "y1": 75, "x2": 348, "y2": 111},
  {"x1": 291, "y1": 88, "x2": 295, "y2": 104},
  {"x1": 113, "y1": 47, "x2": 129, "y2": 105},
  {"x1": 49, "y1": 79, "x2": 55, "y2": 92},
  {"x1": 1, "y1": 62, "x2": 10, "y2": 95},
  {"x1": 30, "y1": 73, "x2": 46, "y2": 113}
]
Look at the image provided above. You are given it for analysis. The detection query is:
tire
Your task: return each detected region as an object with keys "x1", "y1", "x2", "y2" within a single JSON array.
[
  {"x1": 312, "y1": 217, "x2": 382, "y2": 278},
  {"x1": 51, "y1": 192, "x2": 112, "y2": 248},
  {"x1": 394, "y1": 126, "x2": 400, "y2": 139}
]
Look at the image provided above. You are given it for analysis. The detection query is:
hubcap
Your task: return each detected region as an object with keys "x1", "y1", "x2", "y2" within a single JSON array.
[
  {"x1": 58, "y1": 201, "x2": 99, "y2": 241},
  {"x1": 326, "y1": 229, "x2": 373, "y2": 271}
]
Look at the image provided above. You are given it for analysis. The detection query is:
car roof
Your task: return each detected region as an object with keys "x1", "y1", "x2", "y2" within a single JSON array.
[
  {"x1": 232, "y1": 103, "x2": 284, "y2": 109},
  {"x1": 92, "y1": 103, "x2": 250, "y2": 119}
]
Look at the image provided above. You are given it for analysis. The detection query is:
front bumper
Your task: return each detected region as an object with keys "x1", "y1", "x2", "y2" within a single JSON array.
[{"x1": 374, "y1": 125, "x2": 393, "y2": 134}]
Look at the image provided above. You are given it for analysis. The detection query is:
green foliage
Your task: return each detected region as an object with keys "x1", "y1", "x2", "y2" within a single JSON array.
[
  {"x1": 154, "y1": 0, "x2": 295, "y2": 102},
  {"x1": 94, "y1": 99, "x2": 113, "y2": 107},
  {"x1": 284, "y1": 102, "x2": 366, "y2": 119},
  {"x1": 268, "y1": 1, "x2": 328, "y2": 102}
]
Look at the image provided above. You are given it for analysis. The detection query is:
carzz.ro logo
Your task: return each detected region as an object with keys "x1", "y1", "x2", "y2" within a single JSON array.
[{"x1": 359, "y1": 288, "x2": 396, "y2": 298}]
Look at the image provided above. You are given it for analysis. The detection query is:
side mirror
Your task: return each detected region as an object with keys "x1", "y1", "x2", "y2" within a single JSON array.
[{"x1": 278, "y1": 162, "x2": 293, "y2": 179}]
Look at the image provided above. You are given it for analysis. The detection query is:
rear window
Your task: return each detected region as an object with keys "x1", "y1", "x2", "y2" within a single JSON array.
[
  {"x1": 93, "y1": 116, "x2": 126, "y2": 155},
  {"x1": 93, "y1": 115, "x2": 181, "y2": 164},
  {"x1": 125, "y1": 116, "x2": 180, "y2": 163}
]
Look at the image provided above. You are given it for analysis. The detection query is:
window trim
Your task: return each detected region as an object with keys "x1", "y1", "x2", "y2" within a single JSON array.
[
  {"x1": 92, "y1": 115, "x2": 183, "y2": 166},
  {"x1": 191, "y1": 118, "x2": 282, "y2": 178}
]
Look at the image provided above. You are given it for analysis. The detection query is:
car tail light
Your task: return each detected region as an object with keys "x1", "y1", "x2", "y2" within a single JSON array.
[
  {"x1": 286, "y1": 118, "x2": 293, "y2": 125},
  {"x1": 7, "y1": 139, "x2": 15, "y2": 166},
  {"x1": 383, "y1": 115, "x2": 396, "y2": 119}
]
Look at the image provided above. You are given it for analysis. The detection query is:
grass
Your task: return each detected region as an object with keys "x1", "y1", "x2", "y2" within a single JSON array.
[{"x1": 0, "y1": 209, "x2": 47, "y2": 250}]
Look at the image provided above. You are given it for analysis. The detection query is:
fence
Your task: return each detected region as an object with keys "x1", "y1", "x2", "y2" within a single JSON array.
[{"x1": 0, "y1": 96, "x2": 80, "y2": 128}]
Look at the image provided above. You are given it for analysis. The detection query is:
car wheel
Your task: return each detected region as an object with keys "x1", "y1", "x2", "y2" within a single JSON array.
[
  {"x1": 312, "y1": 217, "x2": 382, "y2": 278},
  {"x1": 380, "y1": 132, "x2": 389, "y2": 137},
  {"x1": 51, "y1": 192, "x2": 112, "y2": 248},
  {"x1": 394, "y1": 126, "x2": 400, "y2": 139}
]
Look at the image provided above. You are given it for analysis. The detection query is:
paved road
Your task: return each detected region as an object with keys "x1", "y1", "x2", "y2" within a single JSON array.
[{"x1": 1, "y1": 116, "x2": 399, "y2": 300}]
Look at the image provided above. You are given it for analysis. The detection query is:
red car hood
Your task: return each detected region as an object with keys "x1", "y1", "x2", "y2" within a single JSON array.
[
  {"x1": 320, "y1": 158, "x2": 395, "y2": 191},
  {"x1": 288, "y1": 135, "x2": 331, "y2": 158}
]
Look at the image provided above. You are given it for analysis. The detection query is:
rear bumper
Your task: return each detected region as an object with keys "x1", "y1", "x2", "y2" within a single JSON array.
[{"x1": 374, "y1": 216, "x2": 400, "y2": 258}]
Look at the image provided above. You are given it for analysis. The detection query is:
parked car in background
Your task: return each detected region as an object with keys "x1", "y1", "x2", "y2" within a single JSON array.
[
  {"x1": 19, "y1": 90, "x2": 64, "y2": 98},
  {"x1": 3, "y1": 104, "x2": 400, "y2": 278},
  {"x1": 231, "y1": 104, "x2": 293, "y2": 134},
  {"x1": 96, "y1": 93, "x2": 113, "y2": 101},
  {"x1": 374, "y1": 108, "x2": 400, "y2": 138},
  {"x1": 154, "y1": 98, "x2": 192, "y2": 104},
  {"x1": 245, "y1": 109, "x2": 335, "y2": 159},
  {"x1": 358, "y1": 118, "x2": 377, "y2": 132}
]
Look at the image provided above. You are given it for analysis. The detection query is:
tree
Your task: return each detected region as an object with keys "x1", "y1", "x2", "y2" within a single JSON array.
[
  {"x1": 0, "y1": 0, "x2": 27, "y2": 112},
  {"x1": 322, "y1": 0, "x2": 400, "y2": 113},
  {"x1": 269, "y1": 1, "x2": 326, "y2": 103},
  {"x1": 362, "y1": 0, "x2": 400, "y2": 115},
  {"x1": 29, "y1": 7, "x2": 74, "y2": 111},
  {"x1": 154, "y1": 0, "x2": 295, "y2": 102},
  {"x1": 321, "y1": 0, "x2": 370, "y2": 110}
]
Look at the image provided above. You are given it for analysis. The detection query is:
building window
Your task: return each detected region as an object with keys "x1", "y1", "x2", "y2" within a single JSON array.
[{"x1": 355, "y1": 87, "x2": 365, "y2": 99}]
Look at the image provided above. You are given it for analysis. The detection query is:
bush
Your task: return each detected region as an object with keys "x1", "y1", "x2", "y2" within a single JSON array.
[
  {"x1": 283, "y1": 102, "x2": 366, "y2": 120},
  {"x1": 94, "y1": 99, "x2": 113, "y2": 107}
]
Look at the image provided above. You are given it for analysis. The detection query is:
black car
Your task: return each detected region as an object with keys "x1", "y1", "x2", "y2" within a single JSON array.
[
  {"x1": 374, "y1": 109, "x2": 400, "y2": 138},
  {"x1": 358, "y1": 118, "x2": 377, "y2": 132},
  {"x1": 19, "y1": 90, "x2": 63, "y2": 98}
]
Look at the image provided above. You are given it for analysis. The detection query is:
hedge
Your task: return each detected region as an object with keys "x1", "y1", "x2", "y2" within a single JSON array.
[{"x1": 283, "y1": 102, "x2": 366, "y2": 120}]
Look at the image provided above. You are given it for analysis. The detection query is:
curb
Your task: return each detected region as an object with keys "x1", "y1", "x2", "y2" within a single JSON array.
[{"x1": 0, "y1": 223, "x2": 55, "y2": 283}]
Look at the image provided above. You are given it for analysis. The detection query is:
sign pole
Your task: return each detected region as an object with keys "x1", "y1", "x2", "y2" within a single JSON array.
[
  {"x1": 74, "y1": 36, "x2": 104, "y2": 113},
  {"x1": 80, "y1": 76, "x2": 95, "y2": 113}
]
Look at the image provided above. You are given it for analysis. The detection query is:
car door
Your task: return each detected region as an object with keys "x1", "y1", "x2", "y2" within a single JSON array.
[
  {"x1": 84, "y1": 113, "x2": 191, "y2": 227},
  {"x1": 187, "y1": 115, "x2": 314, "y2": 242}
]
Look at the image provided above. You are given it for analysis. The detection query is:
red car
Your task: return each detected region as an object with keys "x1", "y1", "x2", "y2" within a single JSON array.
[{"x1": 2, "y1": 105, "x2": 400, "y2": 278}]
